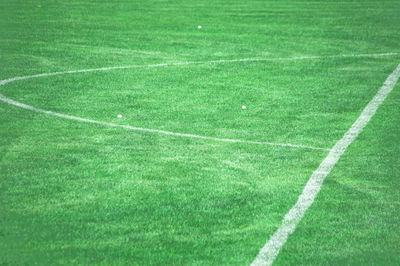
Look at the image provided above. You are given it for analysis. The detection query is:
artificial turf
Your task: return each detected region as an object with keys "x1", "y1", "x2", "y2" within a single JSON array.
[{"x1": 1, "y1": 0, "x2": 399, "y2": 264}]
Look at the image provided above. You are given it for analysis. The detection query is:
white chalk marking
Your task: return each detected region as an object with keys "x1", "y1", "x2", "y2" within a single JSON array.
[
  {"x1": 0, "y1": 52, "x2": 397, "y2": 151},
  {"x1": 251, "y1": 62, "x2": 400, "y2": 266}
]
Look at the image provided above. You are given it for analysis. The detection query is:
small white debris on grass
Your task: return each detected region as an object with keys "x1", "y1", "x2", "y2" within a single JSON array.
[
  {"x1": 242, "y1": 105, "x2": 246, "y2": 109},
  {"x1": 117, "y1": 114, "x2": 122, "y2": 118},
  {"x1": 198, "y1": 25, "x2": 202, "y2": 29}
]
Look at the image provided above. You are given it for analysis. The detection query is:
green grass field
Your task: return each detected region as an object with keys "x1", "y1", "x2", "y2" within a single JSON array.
[{"x1": 1, "y1": 0, "x2": 400, "y2": 265}]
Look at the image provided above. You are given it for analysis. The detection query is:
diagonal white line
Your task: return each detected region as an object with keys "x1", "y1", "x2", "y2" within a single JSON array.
[{"x1": 251, "y1": 62, "x2": 400, "y2": 266}]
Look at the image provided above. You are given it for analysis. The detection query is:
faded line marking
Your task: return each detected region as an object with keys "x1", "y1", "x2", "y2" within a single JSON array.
[
  {"x1": 0, "y1": 52, "x2": 397, "y2": 150},
  {"x1": 251, "y1": 63, "x2": 400, "y2": 265}
]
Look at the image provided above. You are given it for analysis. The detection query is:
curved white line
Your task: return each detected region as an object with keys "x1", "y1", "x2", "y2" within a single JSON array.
[
  {"x1": 0, "y1": 93, "x2": 327, "y2": 151},
  {"x1": 0, "y1": 52, "x2": 397, "y2": 151},
  {"x1": 251, "y1": 63, "x2": 400, "y2": 265},
  {"x1": 0, "y1": 52, "x2": 398, "y2": 87}
]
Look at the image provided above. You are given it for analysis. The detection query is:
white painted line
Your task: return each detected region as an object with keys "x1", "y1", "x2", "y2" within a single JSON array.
[
  {"x1": 251, "y1": 62, "x2": 400, "y2": 266},
  {"x1": 0, "y1": 93, "x2": 327, "y2": 151},
  {"x1": 0, "y1": 52, "x2": 397, "y2": 151}
]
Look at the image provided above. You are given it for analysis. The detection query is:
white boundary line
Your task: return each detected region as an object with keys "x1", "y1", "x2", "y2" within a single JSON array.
[
  {"x1": 251, "y1": 63, "x2": 400, "y2": 265},
  {"x1": 0, "y1": 52, "x2": 397, "y2": 151}
]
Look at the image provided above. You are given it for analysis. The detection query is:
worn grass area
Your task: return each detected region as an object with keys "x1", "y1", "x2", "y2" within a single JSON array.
[{"x1": 1, "y1": 0, "x2": 399, "y2": 265}]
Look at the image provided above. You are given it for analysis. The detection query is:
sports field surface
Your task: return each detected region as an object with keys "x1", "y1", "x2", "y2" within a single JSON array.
[{"x1": 1, "y1": 0, "x2": 400, "y2": 265}]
